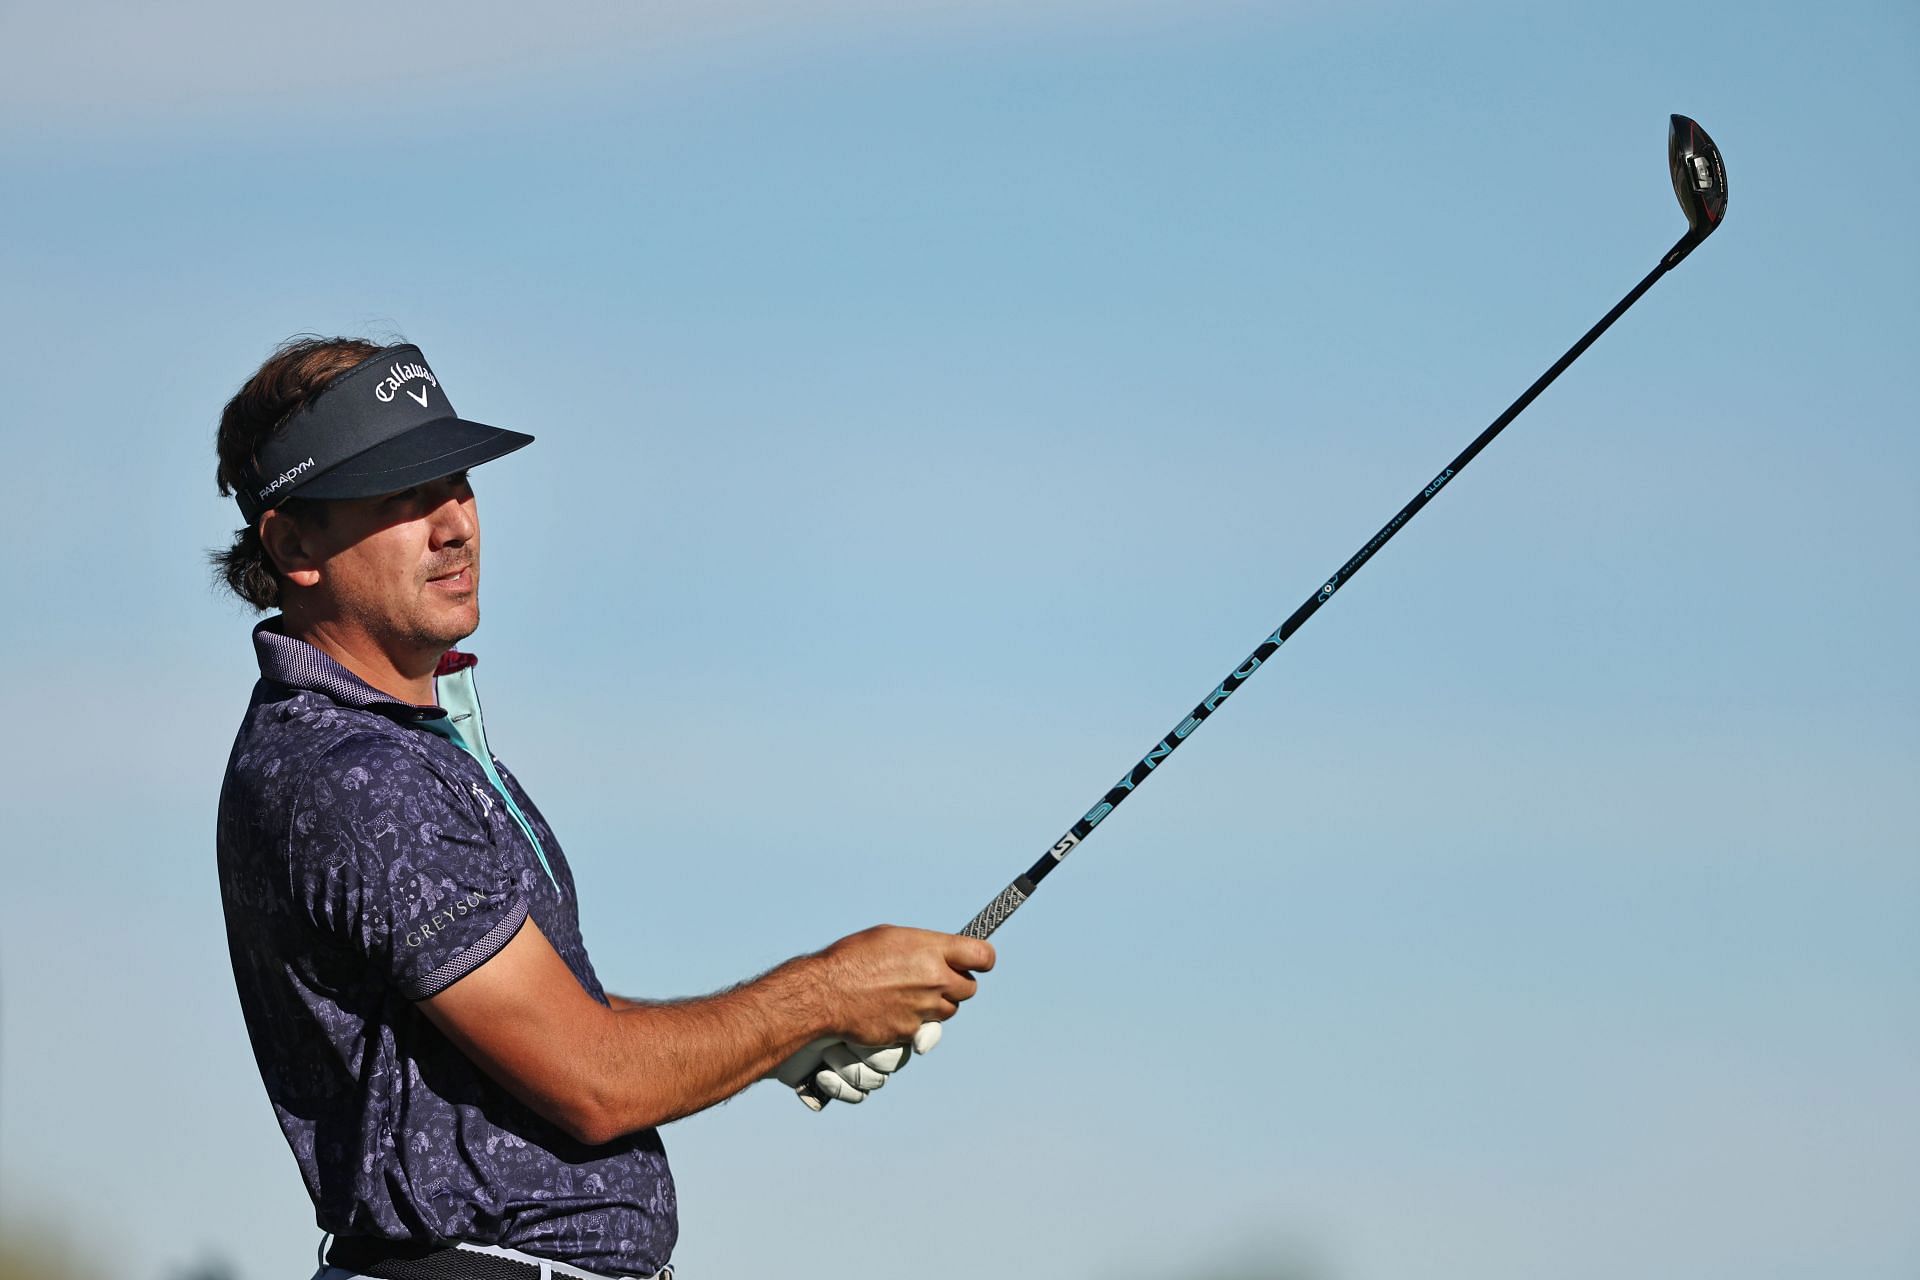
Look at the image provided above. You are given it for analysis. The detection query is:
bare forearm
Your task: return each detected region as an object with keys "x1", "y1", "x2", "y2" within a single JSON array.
[
  {"x1": 578, "y1": 956, "x2": 831, "y2": 1138},
  {"x1": 424, "y1": 920, "x2": 990, "y2": 1145}
]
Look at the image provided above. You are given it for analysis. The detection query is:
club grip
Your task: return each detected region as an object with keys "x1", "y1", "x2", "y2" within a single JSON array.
[{"x1": 961, "y1": 881, "x2": 1029, "y2": 940}]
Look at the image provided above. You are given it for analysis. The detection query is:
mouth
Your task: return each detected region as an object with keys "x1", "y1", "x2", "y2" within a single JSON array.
[{"x1": 426, "y1": 565, "x2": 475, "y2": 593}]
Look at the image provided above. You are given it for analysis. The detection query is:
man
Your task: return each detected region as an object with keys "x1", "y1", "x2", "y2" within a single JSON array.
[{"x1": 214, "y1": 338, "x2": 994, "y2": 1280}]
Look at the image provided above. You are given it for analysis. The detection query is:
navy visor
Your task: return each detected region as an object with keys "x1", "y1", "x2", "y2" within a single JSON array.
[{"x1": 234, "y1": 344, "x2": 533, "y2": 523}]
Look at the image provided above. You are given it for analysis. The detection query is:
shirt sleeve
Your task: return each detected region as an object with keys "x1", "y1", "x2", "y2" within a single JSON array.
[{"x1": 290, "y1": 734, "x2": 531, "y2": 1001}]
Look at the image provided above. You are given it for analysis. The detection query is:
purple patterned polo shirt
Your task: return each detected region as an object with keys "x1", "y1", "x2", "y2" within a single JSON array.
[{"x1": 217, "y1": 620, "x2": 677, "y2": 1275}]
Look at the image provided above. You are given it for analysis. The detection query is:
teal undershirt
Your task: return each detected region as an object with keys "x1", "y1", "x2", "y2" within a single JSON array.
[{"x1": 421, "y1": 666, "x2": 560, "y2": 894}]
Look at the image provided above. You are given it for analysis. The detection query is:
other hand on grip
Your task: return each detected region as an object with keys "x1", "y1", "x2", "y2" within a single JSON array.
[{"x1": 774, "y1": 1022, "x2": 943, "y2": 1109}]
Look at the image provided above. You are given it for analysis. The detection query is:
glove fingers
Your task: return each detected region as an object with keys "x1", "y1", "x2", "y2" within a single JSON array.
[
  {"x1": 789, "y1": 1025, "x2": 941, "y2": 1108},
  {"x1": 822, "y1": 1044, "x2": 887, "y2": 1091},
  {"x1": 813, "y1": 1068, "x2": 868, "y2": 1104},
  {"x1": 854, "y1": 1043, "x2": 910, "y2": 1074}
]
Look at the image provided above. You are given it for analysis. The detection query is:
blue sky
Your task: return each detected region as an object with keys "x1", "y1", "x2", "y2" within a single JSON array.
[{"x1": 2, "y1": 2, "x2": 1915, "y2": 1277}]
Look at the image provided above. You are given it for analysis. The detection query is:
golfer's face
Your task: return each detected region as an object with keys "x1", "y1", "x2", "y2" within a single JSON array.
[{"x1": 320, "y1": 471, "x2": 481, "y2": 650}]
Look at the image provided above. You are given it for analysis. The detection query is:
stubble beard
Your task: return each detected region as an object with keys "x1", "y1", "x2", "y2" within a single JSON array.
[
  {"x1": 342, "y1": 575, "x2": 480, "y2": 662},
  {"x1": 412, "y1": 549, "x2": 481, "y2": 652},
  {"x1": 413, "y1": 588, "x2": 480, "y2": 652}
]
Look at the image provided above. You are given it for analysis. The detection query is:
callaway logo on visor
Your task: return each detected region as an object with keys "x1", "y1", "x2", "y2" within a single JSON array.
[{"x1": 373, "y1": 359, "x2": 439, "y2": 408}]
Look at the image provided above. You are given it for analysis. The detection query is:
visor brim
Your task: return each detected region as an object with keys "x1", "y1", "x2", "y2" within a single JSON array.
[{"x1": 292, "y1": 418, "x2": 534, "y2": 501}]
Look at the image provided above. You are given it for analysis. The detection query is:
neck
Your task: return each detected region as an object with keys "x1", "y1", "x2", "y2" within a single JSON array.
[{"x1": 280, "y1": 609, "x2": 441, "y2": 706}]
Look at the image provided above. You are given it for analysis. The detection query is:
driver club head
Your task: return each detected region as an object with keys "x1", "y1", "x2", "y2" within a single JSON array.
[{"x1": 1668, "y1": 114, "x2": 1728, "y2": 244}]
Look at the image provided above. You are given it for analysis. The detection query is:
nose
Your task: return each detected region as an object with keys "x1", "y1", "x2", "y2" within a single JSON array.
[{"x1": 425, "y1": 477, "x2": 478, "y2": 549}]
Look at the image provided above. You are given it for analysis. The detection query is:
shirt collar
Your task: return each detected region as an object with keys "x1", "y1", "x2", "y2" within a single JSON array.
[{"x1": 252, "y1": 617, "x2": 473, "y2": 723}]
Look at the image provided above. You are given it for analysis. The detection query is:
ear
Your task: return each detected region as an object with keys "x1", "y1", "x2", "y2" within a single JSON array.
[{"x1": 259, "y1": 508, "x2": 324, "y2": 588}]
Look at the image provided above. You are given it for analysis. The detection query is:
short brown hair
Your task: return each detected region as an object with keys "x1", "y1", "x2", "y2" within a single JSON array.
[{"x1": 210, "y1": 336, "x2": 389, "y2": 610}]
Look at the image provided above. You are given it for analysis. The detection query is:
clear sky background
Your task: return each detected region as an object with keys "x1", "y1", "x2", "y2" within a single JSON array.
[{"x1": 2, "y1": 2, "x2": 1915, "y2": 1278}]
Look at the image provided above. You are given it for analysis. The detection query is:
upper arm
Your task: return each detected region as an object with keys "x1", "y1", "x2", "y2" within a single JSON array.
[
  {"x1": 292, "y1": 738, "x2": 628, "y2": 1142},
  {"x1": 417, "y1": 915, "x2": 622, "y2": 1143}
]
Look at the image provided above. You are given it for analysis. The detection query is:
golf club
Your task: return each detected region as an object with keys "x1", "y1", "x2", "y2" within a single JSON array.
[
  {"x1": 958, "y1": 112, "x2": 1728, "y2": 941},
  {"x1": 796, "y1": 113, "x2": 1727, "y2": 1108}
]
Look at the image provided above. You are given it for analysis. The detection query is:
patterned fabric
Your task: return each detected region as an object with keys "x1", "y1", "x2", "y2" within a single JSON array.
[{"x1": 218, "y1": 620, "x2": 677, "y2": 1275}]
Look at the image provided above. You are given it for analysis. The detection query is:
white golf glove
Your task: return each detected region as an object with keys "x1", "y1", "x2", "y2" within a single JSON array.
[{"x1": 772, "y1": 1022, "x2": 943, "y2": 1109}]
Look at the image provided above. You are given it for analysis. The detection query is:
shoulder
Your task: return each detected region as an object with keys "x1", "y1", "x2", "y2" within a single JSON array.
[
  {"x1": 228, "y1": 688, "x2": 408, "y2": 793},
  {"x1": 226, "y1": 684, "x2": 452, "y2": 790},
  {"x1": 295, "y1": 726, "x2": 488, "y2": 837},
  {"x1": 224, "y1": 697, "x2": 487, "y2": 860}
]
